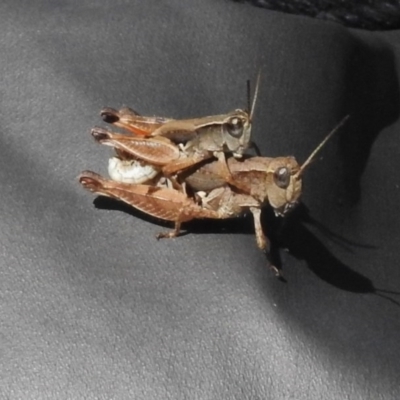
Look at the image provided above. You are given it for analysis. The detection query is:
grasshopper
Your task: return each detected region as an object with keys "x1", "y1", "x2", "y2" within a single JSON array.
[
  {"x1": 79, "y1": 117, "x2": 348, "y2": 274},
  {"x1": 96, "y1": 74, "x2": 261, "y2": 188}
]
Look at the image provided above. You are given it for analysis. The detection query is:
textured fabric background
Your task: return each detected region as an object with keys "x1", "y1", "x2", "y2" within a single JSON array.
[{"x1": 1, "y1": 1, "x2": 400, "y2": 399}]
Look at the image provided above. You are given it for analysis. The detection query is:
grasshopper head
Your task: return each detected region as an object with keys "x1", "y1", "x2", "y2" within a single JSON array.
[
  {"x1": 223, "y1": 71, "x2": 261, "y2": 157},
  {"x1": 267, "y1": 116, "x2": 349, "y2": 216},
  {"x1": 222, "y1": 109, "x2": 252, "y2": 157},
  {"x1": 265, "y1": 157, "x2": 302, "y2": 217}
]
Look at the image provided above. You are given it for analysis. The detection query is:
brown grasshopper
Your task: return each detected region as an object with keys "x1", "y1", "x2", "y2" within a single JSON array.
[
  {"x1": 96, "y1": 75, "x2": 261, "y2": 187},
  {"x1": 79, "y1": 117, "x2": 348, "y2": 274}
]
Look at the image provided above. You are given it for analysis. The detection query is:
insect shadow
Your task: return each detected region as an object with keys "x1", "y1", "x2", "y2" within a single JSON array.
[
  {"x1": 339, "y1": 38, "x2": 400, "y2": 205},
  {"x1": 94, "y1": 196, "x2": 399, "y2": 304},
  {"x1": 274, "y1": 203, "x2": 400, "y2": 305}
]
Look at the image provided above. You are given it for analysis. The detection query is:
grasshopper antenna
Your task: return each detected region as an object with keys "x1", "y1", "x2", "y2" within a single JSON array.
[
  {"x1": 296, "y1": 115, "x2": 350, "y2": 178},
  {"x1": 249, "y1": 70, "x2": 261, "y2": 121},
  {"x1": 247, "y1": 79, "x2": 251, "y2": 117}
]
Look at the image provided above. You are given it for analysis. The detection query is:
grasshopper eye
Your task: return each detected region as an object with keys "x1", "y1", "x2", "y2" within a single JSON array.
[
  {"x1": 274, "y1": 167, "x2": 290, "y2": 189},
  {"x1": 226, "y1": 117, "x2": 244, "y2": 138}
]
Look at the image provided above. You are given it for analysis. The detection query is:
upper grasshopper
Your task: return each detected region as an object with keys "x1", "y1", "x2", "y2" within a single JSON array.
[
  {"x1": 79, "y1": 117, "x2": 348, "y2": 275},
  {"x1": 95, "y1": 74, "x2": 261, "y2": 187}
]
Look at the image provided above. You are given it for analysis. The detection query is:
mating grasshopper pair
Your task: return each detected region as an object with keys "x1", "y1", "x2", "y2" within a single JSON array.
[{"x1": 79, "y1": 77, "x2": 347, "y2": 274}]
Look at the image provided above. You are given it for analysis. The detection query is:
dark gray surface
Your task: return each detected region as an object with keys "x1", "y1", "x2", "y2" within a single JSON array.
[{"x1": 1, "y1": 1, "x2": 400, "y2": 399}]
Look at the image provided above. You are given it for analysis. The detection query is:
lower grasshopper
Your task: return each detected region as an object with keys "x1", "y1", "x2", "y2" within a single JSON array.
[{"x1": 79, "y1": 117, "x2": 348, "y2": 274}]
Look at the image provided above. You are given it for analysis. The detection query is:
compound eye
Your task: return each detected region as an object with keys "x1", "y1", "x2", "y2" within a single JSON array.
[
  {"x1": 226, "y1": 117, "x2": 244, "y2": 138},
  {"x1": 273, "y1": 167, "x2": 290, "y2": 189}
]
